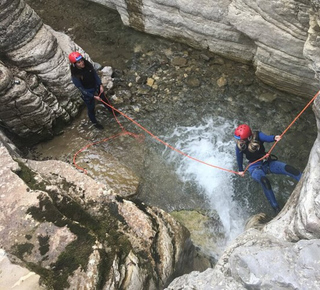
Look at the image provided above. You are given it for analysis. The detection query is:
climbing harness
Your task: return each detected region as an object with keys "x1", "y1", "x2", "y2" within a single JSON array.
[{"x1": 73, "y1": 90, "x2": 320, "y2": 175}]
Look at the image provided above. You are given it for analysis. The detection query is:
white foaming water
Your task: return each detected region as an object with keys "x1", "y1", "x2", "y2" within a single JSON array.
[{"x1": 162, "y1": 117, "x2": 247, "y2": 246}]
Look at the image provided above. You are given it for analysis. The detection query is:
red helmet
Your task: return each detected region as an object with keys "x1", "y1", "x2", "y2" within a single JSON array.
[
  {"x1": 68, "y1": 52, "x2": 83, "y2": 64},
  {"x1": 234, "y1": 124, "x2": 252, "y2": 140}
]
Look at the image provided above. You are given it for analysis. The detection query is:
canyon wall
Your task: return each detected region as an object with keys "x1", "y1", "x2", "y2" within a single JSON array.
[
  {"x1": 1, "y1": 0, "x2": 320, "y2": 289},
  {"x1": 93, "y1": 0, "x2": 320, "y2": 98},
  {"x1": 0, "y1": 0, "x2": 86, "y2": 143},
  {"x1": 1, "y1": 0, "x2": 320, "y2": 142}
]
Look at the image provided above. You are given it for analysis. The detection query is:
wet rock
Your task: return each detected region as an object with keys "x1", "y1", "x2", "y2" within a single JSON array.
[
  {"x1": 171, "y1": 210, "x2": 224, "y2": 258},
  {"x1": 0, "y1": 250, "x2": 44, "y2": 290},
  {"x1": 186, "y1": 76, "x2": 201, "y2": 88},
  {"x1": 244, "y1": 213, "x2": 269, "y2": 230},
  {"x1": 137, "y1": 85, "x2": 152, "y2": 95},
  {"x1": 217, "y1": 75, "x2": 228, "y2": 87},
  {"x1": 212, "y1": 57, "x2": 225, "y2": 65},
  {"x1": 116, "y1": 89, "x2": 132, "y2": 101},
  {"x1": 200, "y1": 54, "x2": 211, "y2": 61},
  {"x1": 0, "y1": 140, "x2": 198, "y2": 289},
  {"x1": 147, "y1": 77, "x2": 155, "y2": 87},
  {"x1": 132, "y1": 105, "x2": 140, "y2": 112},
  {"x1": 135, "y1": 74, "x2": 147, "y2": 84},
  {"x1": 109, "y1": 94, "x2": 123, "y2": 104},
  {"x1": 257, "y1": 92, "x2": 277, "y2": 103},
  {"x1": 171, "y1": 57, "x2": 188, "y2": 67},
  {"x1": 240, "y1": 77, "x2": 254, "y2": 86}
]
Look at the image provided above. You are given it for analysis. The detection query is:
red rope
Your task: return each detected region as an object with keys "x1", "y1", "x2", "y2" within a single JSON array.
[
  {"x1": 73, "y1": 90, "x2": 319, "y2": 175},
  {"x1": 98, "y1": 98, "x2": 240, "y2": 174},
  {"x1": 73, "y1": 132, "x2": 126, "y2": 174}
]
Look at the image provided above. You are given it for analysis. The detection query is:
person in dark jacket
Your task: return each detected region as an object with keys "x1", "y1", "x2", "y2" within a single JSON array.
[
  {"x1": 234, "y1": 124, "x2": 301, "y2": 213},
  {"x1": 69, "y1": 51, "x2": 114, "y2": 129}
]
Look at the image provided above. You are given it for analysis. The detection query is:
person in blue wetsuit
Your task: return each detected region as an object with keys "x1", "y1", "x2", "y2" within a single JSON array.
[
  {"x1": 69, "y1": 51, "x2": 115, "y2": 129},
  {"x1": 234, "y1": 124, "x2": 302, "y2": 213}
]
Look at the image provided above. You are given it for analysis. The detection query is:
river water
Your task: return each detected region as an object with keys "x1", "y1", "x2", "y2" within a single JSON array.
[{"x1": 26, "y1": 0, "x2": 317, "y2": 256}]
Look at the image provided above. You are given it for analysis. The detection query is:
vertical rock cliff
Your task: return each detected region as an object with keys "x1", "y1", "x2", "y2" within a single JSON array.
[
  {"x1": 94, "y1": 0, "x2": 319, "y2": 97},
  {"x1": 0, "y1": 0, "x2": 83, "y2": 143}
]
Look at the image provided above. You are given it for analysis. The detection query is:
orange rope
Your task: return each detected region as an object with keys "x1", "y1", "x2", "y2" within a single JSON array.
[
  {"x1": 99, "y1": 98, "x2": 239, "y2": 174},
  {"x1": 72, "y1": 92, "x2": 144, "y2": 173},
  {"x1": 73, "y1": 90, "x2": 319, "y2": 176},
  {"x1": 73, "y1": 132, "x2": 126, "y2": 174}
]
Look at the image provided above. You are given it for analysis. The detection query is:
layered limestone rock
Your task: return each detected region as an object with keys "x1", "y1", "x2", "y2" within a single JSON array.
[
  {"x1": 2, "y1": 0, "x2": 320, "y2": 142},
  {"x1": 0, "y1": 0, "x2": 87, "y2": 143},
  {"x1": 227, "y1": 0, "x2": 319, "y2": 97},
  {"x1": 0, "y1": 250, "x2": 44, "y2": 290},
  {"x1": 92, "y1": 0, "x2": 319, "y2": 97},
  {"x1": 0, "y1": 136, "x2": 196, "y2": 289},
  {"x1": 0, "y1": 62, "x2": 66, "y2": 142},
  {"x1": 263, "y1": 95, "x2": 320, "y2": 240},
  {"x1": 1, "y1": 1, "x2": 320, "y2": 288},
  {"x1": 304, "y1": 1, "x2": 320, "y2": 86},
  {"x1": 166, "y1": 230, "x2": 320, "y2": 289}
]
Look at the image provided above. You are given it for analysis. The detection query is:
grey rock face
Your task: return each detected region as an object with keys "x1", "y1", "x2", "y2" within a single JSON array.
[
  {"x1": 0, "y1": 0, "x2": 82, "y2": 143},
  {"x1": 227, "y1": 0, "x2": 319, "y2": 97},
  {"x1": 0, "y1": 249, "x2": 44, "y2": 290},
  {"x1": 0, "y1": 62, "x2": 64, "y2": 140},
  {"x1": 2, "y1": 0, "x2": 320, "y2": 142},
  {"x1": 1, "y1": 1, "x2": 320, "y2": 288},
  {"x1": 96, "y1": 0, "x2": 320, "y2": 98},
  {"x1": 166, "y1": 230, "x2": 320, "y2": 290},
  {"x1": 0, "y1": 137, "x2": 196, "y2": 289},
  {"x1": 264, "y1": 95, "x2": 320, "y2": 241}
]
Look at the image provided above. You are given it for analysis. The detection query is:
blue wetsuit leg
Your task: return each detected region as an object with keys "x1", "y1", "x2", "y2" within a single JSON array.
[
  {"x1": 249, "y1": 162, "x2": 279, "y2": 209},
  {"x1": 268, "y1": 160, "x2": 301, "y2": 181},
  {"x1": 84, "y1": 98, "x2": 98, "y2": 124}
]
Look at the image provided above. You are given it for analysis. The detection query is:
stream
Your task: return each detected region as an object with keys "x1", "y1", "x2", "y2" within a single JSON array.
[{"x1": 26, "y1": 0, "x2": 317, "y2": 257}]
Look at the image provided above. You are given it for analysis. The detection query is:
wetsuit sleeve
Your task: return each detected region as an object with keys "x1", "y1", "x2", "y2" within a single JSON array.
[
  {"x1": 258, "y1": 132, "x2": 275, "y2": 143},
  {"x1": 235, "y1": 146, "x2": 244, "y2": 171},
  {"x1": 93, "y1": 70, "x2": 102, "y2": 87},
  {"x1": 71, "y1": 76, "x2": 95, "y2": 99}
]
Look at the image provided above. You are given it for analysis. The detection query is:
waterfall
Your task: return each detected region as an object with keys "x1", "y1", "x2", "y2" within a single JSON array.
[{"x1": 162, "y1": 117, "x2": 248, "y2": 246}]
